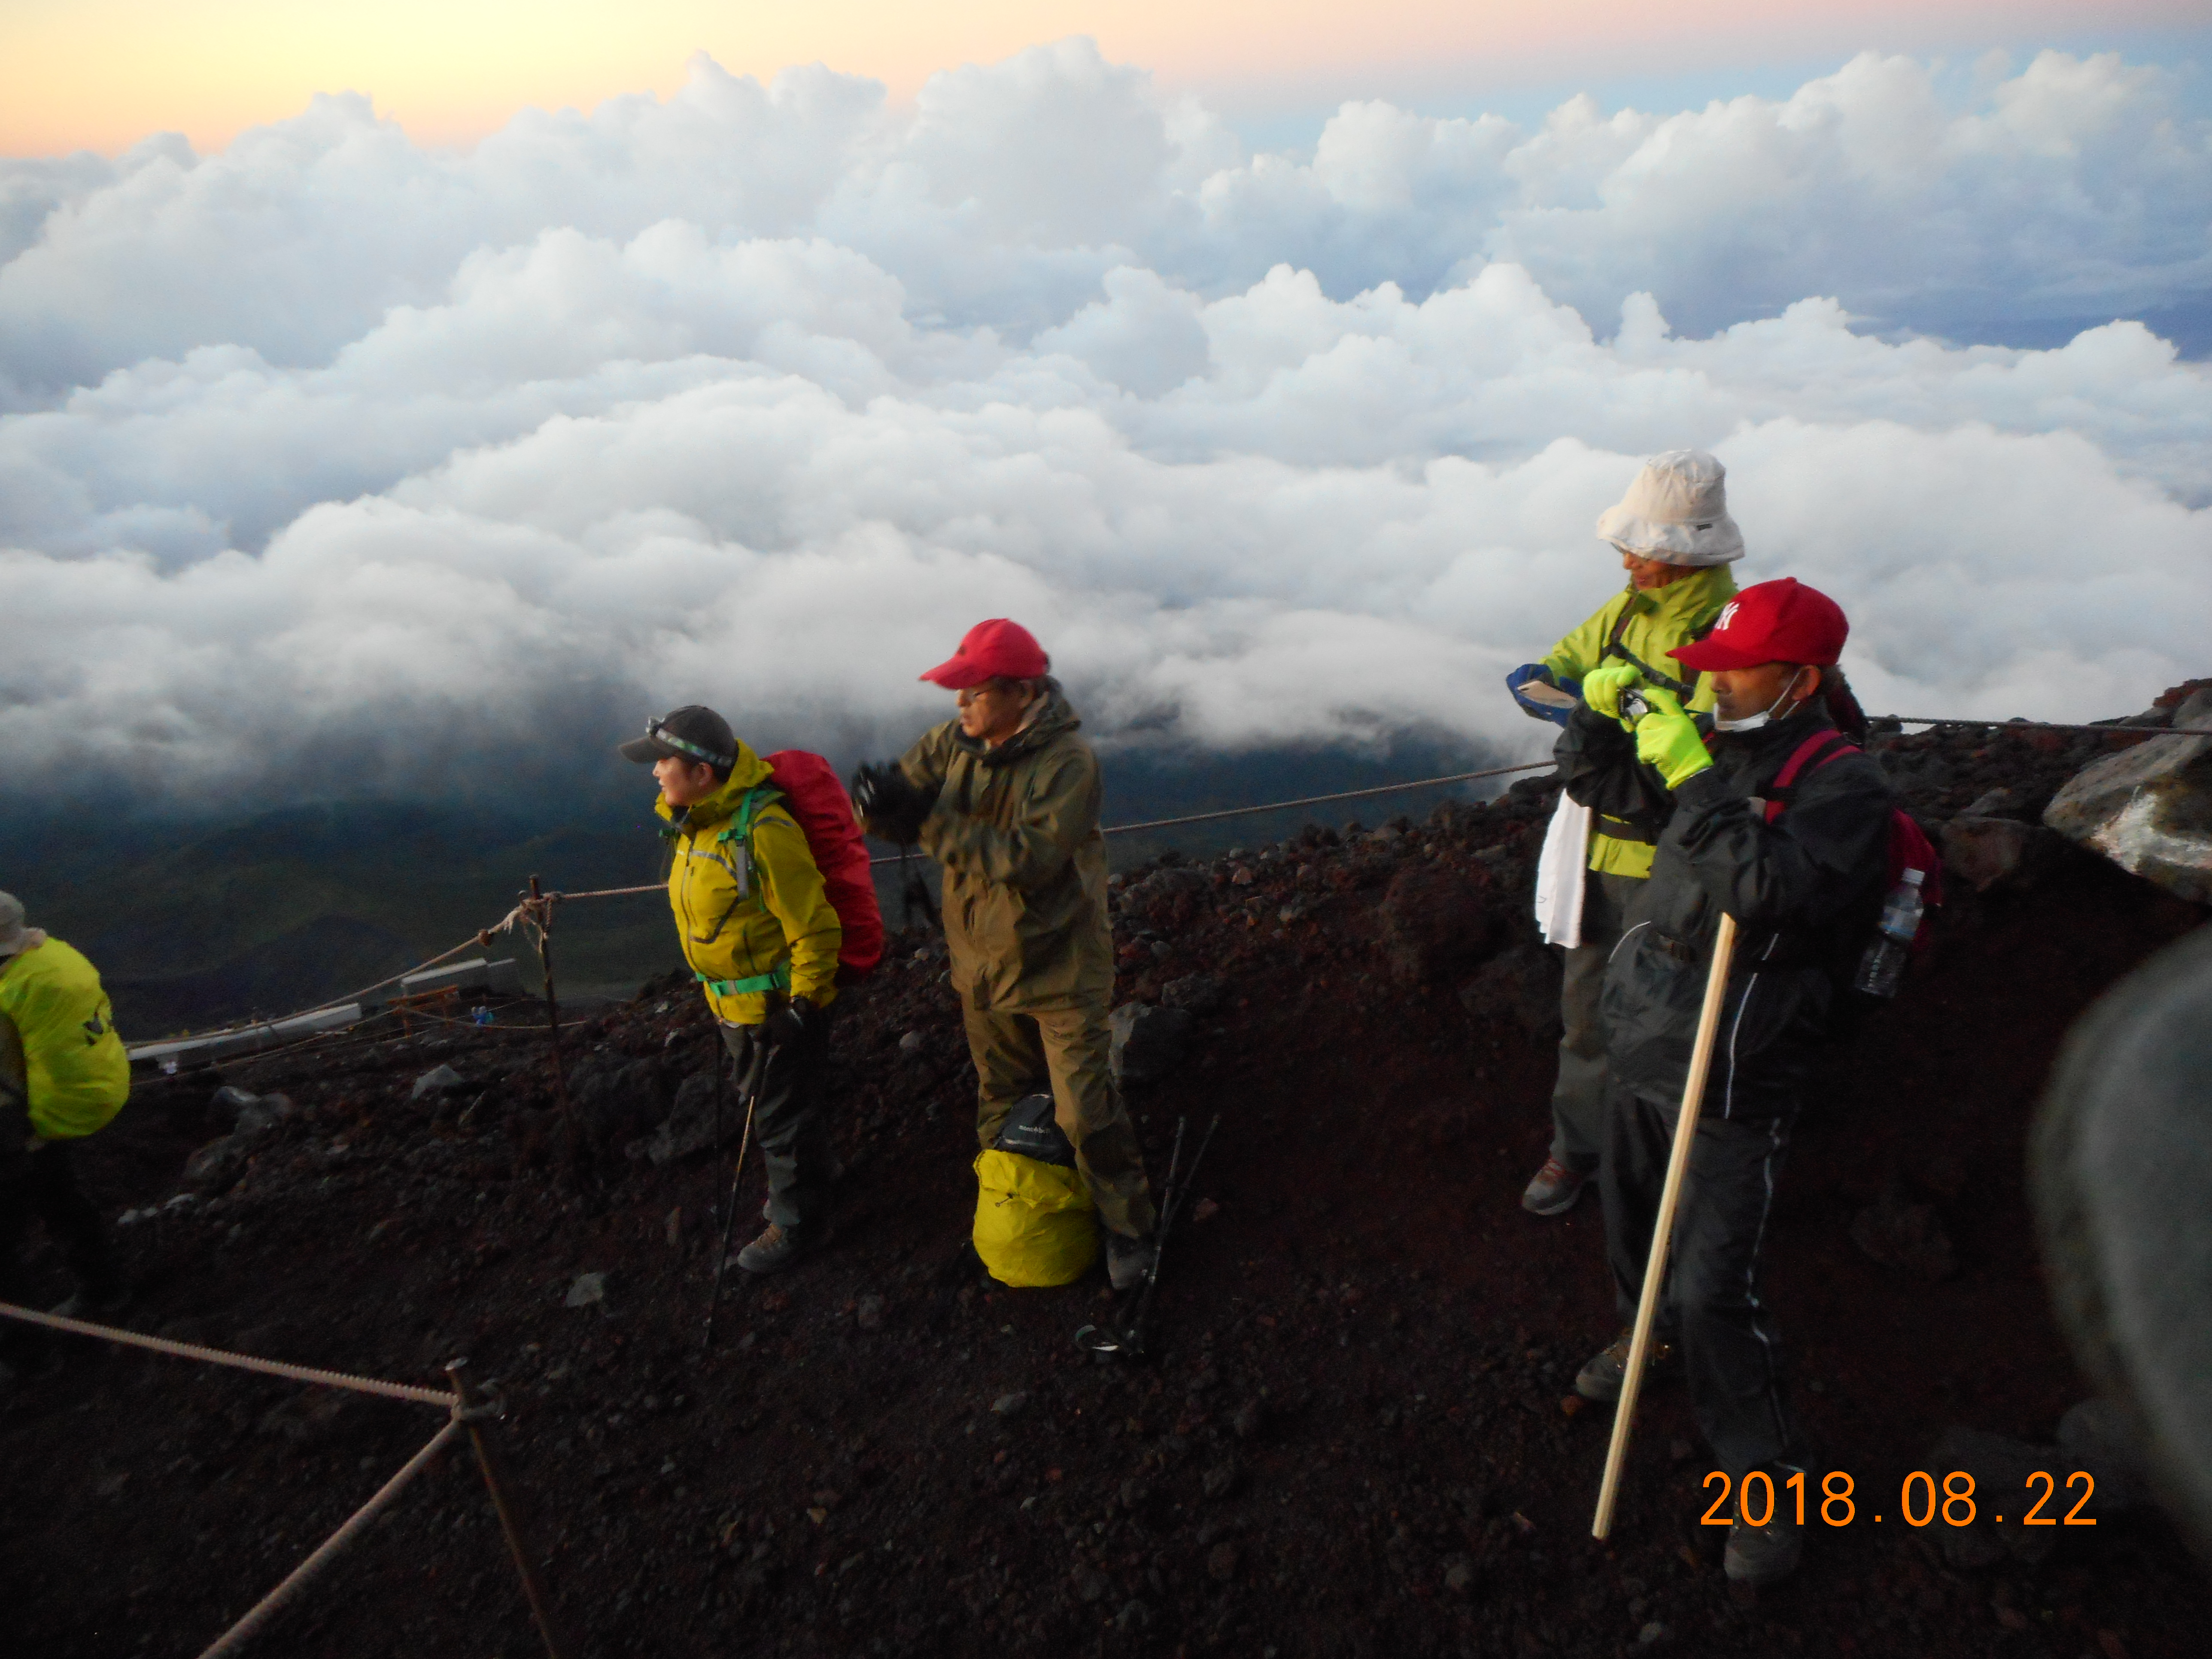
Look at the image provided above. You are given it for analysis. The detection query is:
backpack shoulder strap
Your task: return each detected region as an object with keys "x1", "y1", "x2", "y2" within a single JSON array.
[
  {"x1": 1601, "y1": 596, "x2": 1697, "y2": 699},
  {"x1": 713, "y1": 785, "x2": 784, "y2": 846},
  {"x1": 1761, "y1": 732, "x2": 1855, "y2": 823}
]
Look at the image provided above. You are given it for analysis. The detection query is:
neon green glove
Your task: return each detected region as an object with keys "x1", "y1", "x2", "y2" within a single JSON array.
[
  {"x1": 1633, "y1": 686, "x2": 1713, "y2": 788},
  {"x1": 1581, "y1": 662, "x2": 1644, "y2": 727}
]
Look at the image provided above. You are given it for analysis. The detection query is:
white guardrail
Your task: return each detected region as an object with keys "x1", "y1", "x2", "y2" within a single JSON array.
[{"x1": 126, "y1": 958, "x2": 525, "y2": 1068}]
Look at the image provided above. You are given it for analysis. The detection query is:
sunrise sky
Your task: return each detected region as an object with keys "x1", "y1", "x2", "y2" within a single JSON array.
[{"x1": 7, "y1": 0, "x2": 2208, "y2": 155}]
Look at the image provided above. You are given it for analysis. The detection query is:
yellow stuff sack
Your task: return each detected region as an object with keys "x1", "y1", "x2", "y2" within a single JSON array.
[{"x1": 972, "y1": 1148, "x2": 1098, "y2": 1288}]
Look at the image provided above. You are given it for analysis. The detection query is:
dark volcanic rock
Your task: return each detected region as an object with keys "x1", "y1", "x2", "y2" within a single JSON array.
[
  {"x1": 1942, "y1": 815, "x2": 2068, "y2": 893},
  {"x1": 1378, "y1": 864, "x2": 1503, "y2": 986},
  {"x1": 1110, "y1": 1003, "x2": 1192, "y2": 1085},
  {"x1": 1850, "y1": 1180, "x2": 1956, "y2": 1281},
  {"x1": 641, "y1": 1069, "x2": 732, "y2": 1164}
]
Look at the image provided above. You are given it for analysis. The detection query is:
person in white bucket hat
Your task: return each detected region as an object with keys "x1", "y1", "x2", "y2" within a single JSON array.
[{"x1": 1503, "y1": 450, "x2": 1745, "y2": 1219}]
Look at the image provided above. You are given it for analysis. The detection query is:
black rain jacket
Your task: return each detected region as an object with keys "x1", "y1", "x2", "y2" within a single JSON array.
[{"x1": 1556, "y1": 698, "x2": 1895, "y2": 1121}]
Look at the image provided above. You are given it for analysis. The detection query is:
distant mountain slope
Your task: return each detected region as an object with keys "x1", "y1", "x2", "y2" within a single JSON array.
[{"x1": 2, "y1": 735, "x2": 1507, "y2": 1037}]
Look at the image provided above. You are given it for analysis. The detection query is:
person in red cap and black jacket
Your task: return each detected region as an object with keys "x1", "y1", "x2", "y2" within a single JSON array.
[
  {"x1": 851, "y1": 621, "x2": 1160, "y2": 1288},
  {"x1": 1555, "y1": 577, "x2": 1893, "y2": 1587}
]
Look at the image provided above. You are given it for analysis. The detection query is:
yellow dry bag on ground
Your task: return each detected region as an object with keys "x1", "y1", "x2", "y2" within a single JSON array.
[{"x1": 972, "y1": 1093, "x2": 1097, "y2": 1288}]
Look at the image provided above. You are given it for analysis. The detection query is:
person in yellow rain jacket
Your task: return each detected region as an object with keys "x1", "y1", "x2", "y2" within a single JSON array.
[
  {"x1": 1504, "y1": 450, "x2": 1743, "y2": 1218},
  {"x1": 1, "y1": 890, "x2": 131, "y2": 1383},
  {"x1": 622, "y1": 707, "x2": 842, "y2": 1273}
]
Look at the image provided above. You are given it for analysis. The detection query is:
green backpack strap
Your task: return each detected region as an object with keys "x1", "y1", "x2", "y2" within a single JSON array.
[{"x1": 696, "y1": 785, "x2": 793, "y2": 1000}]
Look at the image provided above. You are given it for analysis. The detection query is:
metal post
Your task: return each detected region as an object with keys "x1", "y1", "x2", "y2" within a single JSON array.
[
  {"x1": 447, "y1": 1360, "x2": 574, "y2": 1659},
  {"x1": 197, "y1": 1418, "x2": 463, "y2": 1659},
  {"x1": 527, "y1": 875, "x2": 589, "y2": 1194}
]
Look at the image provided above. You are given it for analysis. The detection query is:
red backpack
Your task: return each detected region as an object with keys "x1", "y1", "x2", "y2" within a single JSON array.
[
  {"x1": 764, "y1": 750, "x2": 885, "y2": 979},
  {"x1": 1762, "y1": 730, "x2": 1943, "y2": 953}
]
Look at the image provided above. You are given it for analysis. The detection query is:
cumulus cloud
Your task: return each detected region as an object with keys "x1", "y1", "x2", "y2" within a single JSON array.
[{"x1": 0, "y1": 40, "x2": 2208, "y2": 802}]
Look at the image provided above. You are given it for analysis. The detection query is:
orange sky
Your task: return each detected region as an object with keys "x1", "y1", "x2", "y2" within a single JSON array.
[{"x1": 3, "y1": 0, "x2": 2201, "y2": 156}]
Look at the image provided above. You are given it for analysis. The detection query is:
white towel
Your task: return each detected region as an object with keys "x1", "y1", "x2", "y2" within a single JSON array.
[{"x1": 1534, "y1": 793, "x2": 1594, "y2": 948}]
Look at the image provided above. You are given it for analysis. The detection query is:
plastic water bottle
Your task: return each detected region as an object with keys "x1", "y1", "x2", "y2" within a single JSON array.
[{"x1": 1853, "y1": 869, "x2": 1926, "y2": 998}]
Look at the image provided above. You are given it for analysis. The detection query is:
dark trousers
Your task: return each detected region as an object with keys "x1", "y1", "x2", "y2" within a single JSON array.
[
  {"x1": 1600, "y1": 1081, "x2": 1802, "y2": 1478},
  {"x1": 1548, "y1": 869, "x2": 1640, "y2": 1172},
  {"x1": 720, "y1": 1003, "x2": 836, "y2": 1236},
  {"x1": 962, "y1": 994, "x2": 1157, "y2": 1240},
  {"x1": 0, "y1": 1137, "x2": 121, "y2": 1364}
]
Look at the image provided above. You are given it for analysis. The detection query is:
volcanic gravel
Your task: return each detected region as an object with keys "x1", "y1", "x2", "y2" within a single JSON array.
[{"x1": 5, "y1": 704, "x2": 2210, "y2": 1659}]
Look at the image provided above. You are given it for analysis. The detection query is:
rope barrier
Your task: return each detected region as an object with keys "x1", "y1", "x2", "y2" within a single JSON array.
[
  {"x1": 5, "y1": 1308, "x2": 571, "y2": 1657},
  {"x1": 196, "y1": 1417, "x2": 465, "y2": 1659},
  {"x1": 128, "y1": 711, "x2": 2200, "y2": 1054},
  {"x1": 0, "y1": 1303, "x2": 456, "y2": 1407}
]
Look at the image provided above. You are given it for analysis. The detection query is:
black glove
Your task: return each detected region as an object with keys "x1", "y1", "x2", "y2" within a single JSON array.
[
  {"x1": 850, "y1": 762, "x2": 936, "y2": 845},
  {"x1": 760, "y1": 997, "x2": 816, "y2": 1051}
]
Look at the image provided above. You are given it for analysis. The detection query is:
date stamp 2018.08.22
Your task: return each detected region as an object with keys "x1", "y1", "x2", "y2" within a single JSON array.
[{"x1": 1702, "y1": 1469, "x2": 2099, "y2": 1529}]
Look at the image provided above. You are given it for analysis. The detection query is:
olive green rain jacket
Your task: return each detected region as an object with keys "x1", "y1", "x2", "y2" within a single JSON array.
[
  {"x1": 897, "y1": 681, "x2": 1114, "y2": 1013},
  {"x1": 0, "y1": 938, "x2": 131, "y2": 1139},
  {"x1": 1540, "y1": 567, "x2": 1739, "y2": 878},
  {"x1": 657, "y1": 742, "x2": 842, "y2": 1026}
]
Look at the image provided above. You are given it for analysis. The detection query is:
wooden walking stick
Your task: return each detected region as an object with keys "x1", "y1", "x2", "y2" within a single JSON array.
[{"x1": 1592, "y1": 910, "x2": 1738, "y2": 1540}]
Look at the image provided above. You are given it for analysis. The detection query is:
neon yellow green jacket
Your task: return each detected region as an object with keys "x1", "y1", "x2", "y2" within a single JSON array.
[
  {"x1": 1541, "y1": 568, "x2": 1739, "y2": 878},
  {"x1": 0, "y1": 938, "x2": 131, "y2": 1139},
  {"x1": 656, "y1": 742, "x2": 842, "y2": 1025}
]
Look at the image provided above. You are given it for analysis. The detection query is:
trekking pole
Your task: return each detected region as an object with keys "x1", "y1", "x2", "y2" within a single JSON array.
[
  {"x1": 702, "y1": 1033, "x2": 771, "y2": 1353},
  {"x1": 1078, "y1": 1113, "x2": 1220, "y2": 1358},
  {"x1": 1592, "y1": 912, "x2": 1739, "y2": 1540}
]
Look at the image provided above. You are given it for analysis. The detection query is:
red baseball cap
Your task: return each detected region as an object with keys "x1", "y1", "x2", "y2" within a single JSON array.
[
  {"x1": 1671, "y1": 578, "x2": 1848, "y2": 671},
  {"x1": 920, "y1": 619, "x2": 1051, "y2": 689}
]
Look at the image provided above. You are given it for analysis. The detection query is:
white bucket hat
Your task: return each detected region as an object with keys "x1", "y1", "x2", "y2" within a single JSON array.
[
  {"x1": 1595, "y1": 448, "x2": 1744, "y2": 566},
  {"x1": 0, "y1": 891, "x2": 44, "y2": 959}
]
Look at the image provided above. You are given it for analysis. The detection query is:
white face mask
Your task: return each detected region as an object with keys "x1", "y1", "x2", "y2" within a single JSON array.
[{"x1": 1712, "y1": 667, "x2": 1806, "y2": 733}]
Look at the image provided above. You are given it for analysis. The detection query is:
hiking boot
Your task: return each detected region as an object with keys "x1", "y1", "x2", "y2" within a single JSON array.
[
  {"x1": 1106, "y1": 1233, "x2": 1157, "y2": 1293},
  {"x1": 736, "y1": 1221, "x2": 828, "y2": 1275},
  {"x1": 1522, "y1": 1157, "x2": 1590, "y2": 1216},
  {"x1": 1574, "y1": 1329, "x2": 1676, "y2": 1402},
  {"x1": 1725, "y1": 1482, "x2": 1807, "y2": 1585}
]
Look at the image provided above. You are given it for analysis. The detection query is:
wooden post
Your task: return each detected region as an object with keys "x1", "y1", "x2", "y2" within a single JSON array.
[{"x1": 1592, "y1": 912, "x2": 1739, "y2": 1540}]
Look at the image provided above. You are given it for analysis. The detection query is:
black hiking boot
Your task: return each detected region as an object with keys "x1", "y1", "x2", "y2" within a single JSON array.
[
  {"x1": 1106, "y1": 1233, "x2": 1157, "y2": 1293},
  {"x1": 1574, "y1": 1329, "x2": 1677, "y2": 1402},
  {"x1": 737, "y1": 1221, "x2": 830, "y2": 1275}
]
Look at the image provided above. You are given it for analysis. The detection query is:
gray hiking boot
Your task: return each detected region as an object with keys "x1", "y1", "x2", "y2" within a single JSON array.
[
  {"x1": 1522, "y1": 1157, "x2": 1590, "y2": 1216},
  {"x1": 737, "y1": 1221, "x2": 829, "y2": 1275},
  {"x1": 1574, "y1": 1329, "x2": 1677, "y2": 1402},
  {"x1": 1106, "y1": 1233, "x2": 1157, "y2": 1293},
  {"x1": 1725, "y1": 1483, "x2": 1807, "y2": 1585}
]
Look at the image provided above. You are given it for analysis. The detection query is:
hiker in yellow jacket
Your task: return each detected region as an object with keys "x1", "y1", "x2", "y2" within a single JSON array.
[
  {"x1": 1504, "y1": 450, "x2": 1743, "y2": 1218},
  {"x1": 1, "y1": 890, "x2": 131, "y2": 1382},
  {"x1": 623, "y1": 706, "x2": 842, "y2": 1273}
]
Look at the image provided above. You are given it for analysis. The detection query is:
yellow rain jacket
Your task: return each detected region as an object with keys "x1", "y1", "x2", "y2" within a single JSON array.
[
  {"x1": 0, "y1": 937, "x2": 131, "y2": 1139},
  {"x1": 657, "y1": 743, "x2": 841, "y2": 1026},
  {"x1": 1540, "y1": 568, "x2": 1738, "y2": 878}
]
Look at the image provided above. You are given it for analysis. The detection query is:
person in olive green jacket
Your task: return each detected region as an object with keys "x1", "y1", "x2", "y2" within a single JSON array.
[
  {"x1": 623, "y1": 707, "x2": 843, "y2": 1274},
  {"x1": 1504, "y1": 450, "x2": 1744, "y2": 1218},
  {"x1": 854, "y1": 620, "x2": 1160, "y2": 1290},
  {"x1": 1, "y1": 890, "x2": 131, "y2": 1379}
]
